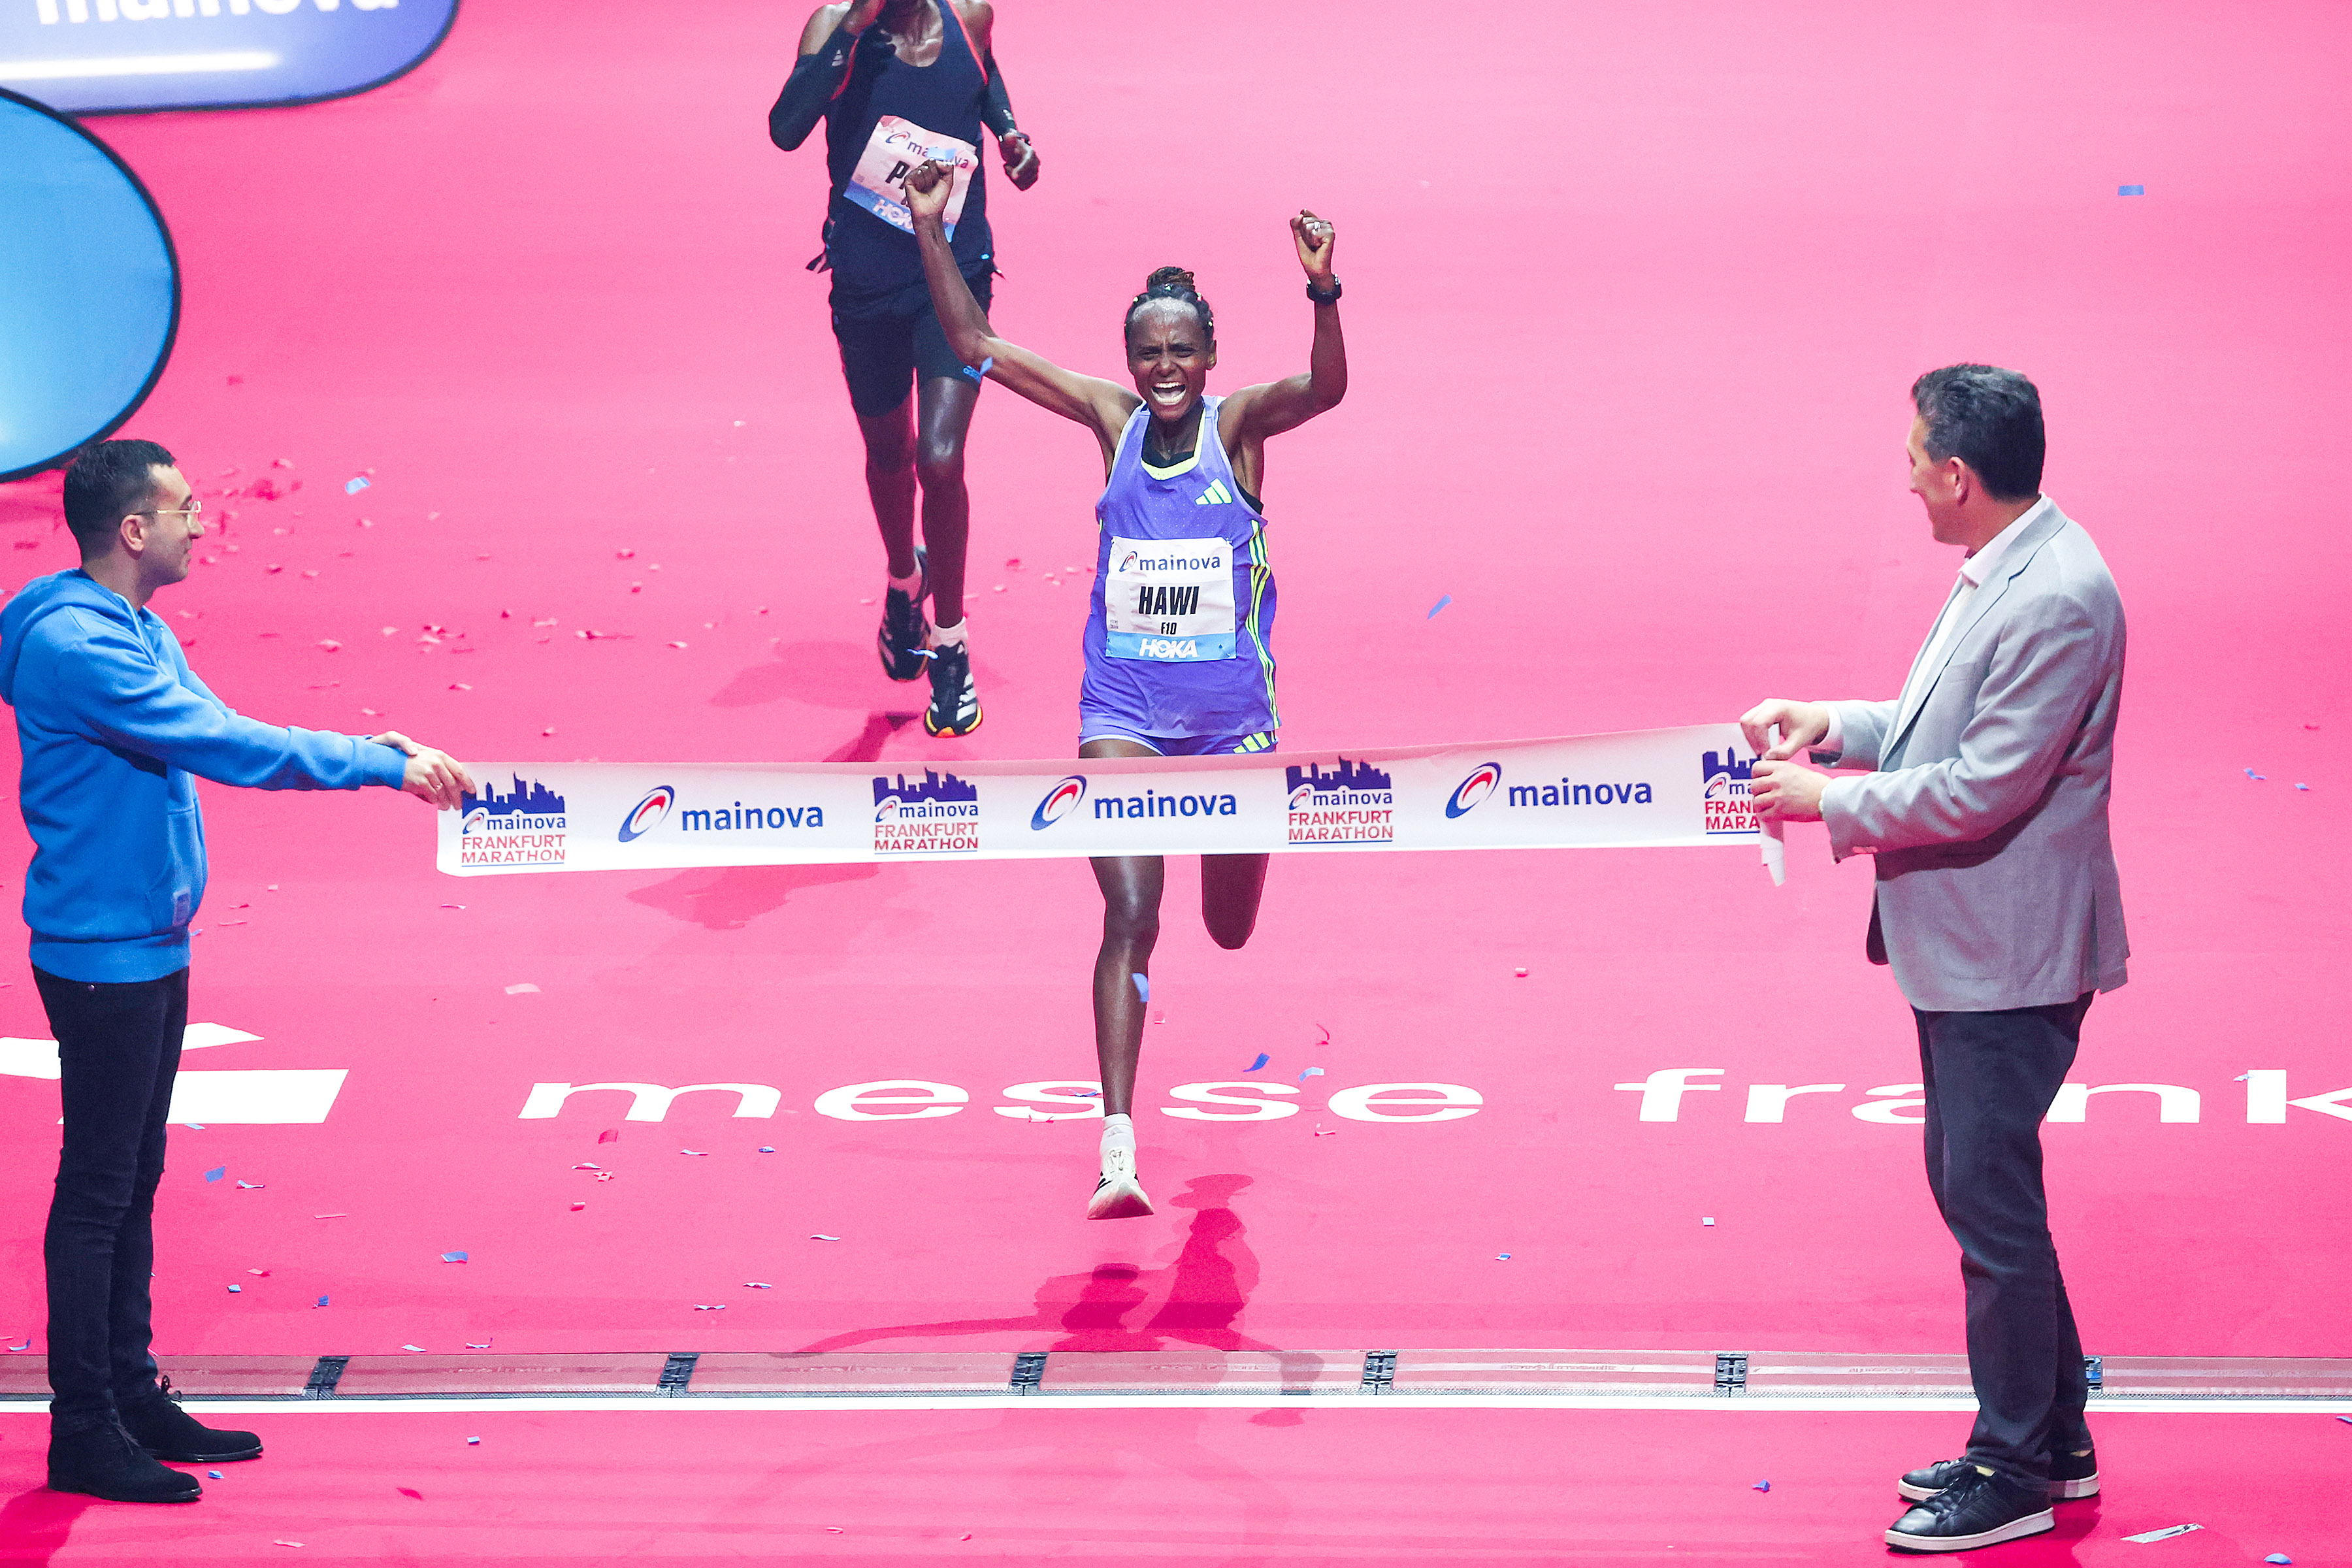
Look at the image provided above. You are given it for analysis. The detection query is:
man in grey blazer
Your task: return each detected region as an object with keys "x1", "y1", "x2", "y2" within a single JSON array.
[{"x1": 1742, "y1": 365, "x2": 2127, "y2": 1554}]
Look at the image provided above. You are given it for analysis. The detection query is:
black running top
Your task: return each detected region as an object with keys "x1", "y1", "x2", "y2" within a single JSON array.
[{"x1": 822, "y1": 3, "x2": 994, "y2": 291}]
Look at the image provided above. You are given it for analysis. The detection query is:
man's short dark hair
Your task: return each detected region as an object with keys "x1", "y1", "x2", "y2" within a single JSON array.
[
  {"x1": 1911, "y1": 365, "x2": 2044, "y2": 502},
  {"x1": 62, "y1": 438, "x2": 176, "y2": 555}
]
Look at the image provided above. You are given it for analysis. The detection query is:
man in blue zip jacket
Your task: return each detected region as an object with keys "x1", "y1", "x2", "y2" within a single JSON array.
[{"x1": 0, "y1": 439, "x2": 472, "y2": 1504}]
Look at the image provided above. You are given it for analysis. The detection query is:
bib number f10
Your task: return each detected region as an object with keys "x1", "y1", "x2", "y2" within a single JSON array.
[
  {"x1": 1104, "y1": 536, "x2": 1237, "y2": 661},
  {"x1": 845, "y1": 115, "x2": 978, "y2": 238}
]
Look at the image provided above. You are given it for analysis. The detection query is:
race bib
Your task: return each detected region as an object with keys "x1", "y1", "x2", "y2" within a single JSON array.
[
  {"x1": 1104, "y1": 536, "x2": 1236, "y2": 661},
  {"x1": 844, "y1": 115, "x2": 978, "y2": 239}
]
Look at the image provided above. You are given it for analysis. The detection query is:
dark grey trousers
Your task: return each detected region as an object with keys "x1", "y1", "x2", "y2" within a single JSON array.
[
  {"x1": 36, "y1": 966, "x2": 185, "y2": 1435},
  {"x1": 1914, "y1": 992, "x2": 2095, "y2": 1488}
]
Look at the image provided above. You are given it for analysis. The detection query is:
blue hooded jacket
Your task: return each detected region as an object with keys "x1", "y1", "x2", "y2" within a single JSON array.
[{"x1": 0, "y1": 570, "x2": 406, "y2": 983}]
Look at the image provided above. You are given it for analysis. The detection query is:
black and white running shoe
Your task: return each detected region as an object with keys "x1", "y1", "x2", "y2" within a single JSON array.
[
  {"x1": 922, "y1": 639, "x2": 982, "y2": 737},
  {"x1": 1884, "y1": 1467, "x2": 2054, "y2": 1552},
  {"x1": 877, "y1": 546, "x2": 930, "y2": 682},
  {"x1": 1899, "y1": 1450, "x2": 2099, "y2": 1503}
]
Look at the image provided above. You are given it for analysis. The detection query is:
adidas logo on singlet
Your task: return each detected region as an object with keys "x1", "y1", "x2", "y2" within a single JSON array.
[{"x1": 1194, "y1": 480, "x2": 1234, "y2": 506}]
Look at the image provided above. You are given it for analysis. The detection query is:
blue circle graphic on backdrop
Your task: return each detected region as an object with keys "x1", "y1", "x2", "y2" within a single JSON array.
[{"x1": 0, "y1": 88, "x2": 178, "y2": 483}]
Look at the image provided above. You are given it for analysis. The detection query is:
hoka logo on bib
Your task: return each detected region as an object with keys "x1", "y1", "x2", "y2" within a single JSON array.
[
  {"x1": 1701, "y1": 749, "x2": 1759, "y2": 836},
  {"x1": 1032, "y1": 776, "x2": 1087, "y2": 830},
  {"x1": 1286, "y1": 759, "x2": 1394, "y2": 844},
  {"x1": 873, "y1": 770, "x2": 980, "y2": 855},
  {"x1": 457, "y1": 776, "x2": 568, "y2": 866}
]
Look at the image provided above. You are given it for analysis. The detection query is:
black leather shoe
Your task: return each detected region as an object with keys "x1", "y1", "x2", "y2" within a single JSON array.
[
  {"x1": 121, "y1": 1394, "x2": 261, "y2": 1463},
  {"x1": 1899, "y1": 1448, "x2": 2099, "y2": 1502},
  {"x1": 48, "y1": 1421, "x2": 201, "y2": 1503},
  {"x1": 1886, "y1": 1467, "x2": 2054, "y2": 1552}
]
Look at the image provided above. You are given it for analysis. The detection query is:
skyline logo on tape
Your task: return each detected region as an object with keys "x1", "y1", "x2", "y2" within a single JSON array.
[
  {"x1": 1285, "y1": 758, "x2": 1394, "y2": 843},
  {"x1": 6, "y1": 0, "x2": 459, "y2": 116},
  {"x1": 457, "y1": 776, "x2": 567, "y2": 868},
  {"x1": 873, "y1": 769, "x2": 979, "y2": 853},
  {"x1": 1701, "y1": 749, "x2": 1760, "y2": 835}
]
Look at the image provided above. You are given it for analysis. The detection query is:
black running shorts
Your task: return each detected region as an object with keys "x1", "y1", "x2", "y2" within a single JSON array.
[{"x1": 830, "y1": 270, "x2": 995, "y2": 419}]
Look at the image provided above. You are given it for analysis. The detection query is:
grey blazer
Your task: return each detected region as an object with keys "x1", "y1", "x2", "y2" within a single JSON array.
[{"x1": 1814, "y1": 500, "x2": 2129, "y2": 1012}]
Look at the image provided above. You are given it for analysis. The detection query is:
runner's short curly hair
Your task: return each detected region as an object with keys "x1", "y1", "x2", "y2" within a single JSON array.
[{"x1": 1124, "y1": 266, "x2": 1215, "y2": 350}]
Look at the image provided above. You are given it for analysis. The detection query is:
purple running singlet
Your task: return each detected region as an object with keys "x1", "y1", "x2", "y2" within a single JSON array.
[{"x1": 1078, "y1": 396, "x2": 1278, "y2": 743}]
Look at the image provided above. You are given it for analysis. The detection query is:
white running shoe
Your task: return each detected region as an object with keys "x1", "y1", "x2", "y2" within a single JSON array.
[{"x1": 1087, "y1": 1139, "x2": 1153, "y2": 1220}]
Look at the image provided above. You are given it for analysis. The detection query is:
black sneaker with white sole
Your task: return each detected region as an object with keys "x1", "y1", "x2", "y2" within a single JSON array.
[
  {"x1": 1884, "y1": 1467, "x2": 2054, "y2": 1552},
  {"x1": 921, "y1": 640, "x2": 981, "y2": 737},
  {"x1": 1898, "y1": 1449, "x2": 2099, "y2": 1503},
  {"x1": 877, "y1": 546, "x2": 931, "y2": 682}
]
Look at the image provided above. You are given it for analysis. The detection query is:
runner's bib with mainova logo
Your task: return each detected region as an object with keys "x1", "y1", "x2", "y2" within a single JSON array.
[
  {"x1": 1104, "y1": 537, "x2": 1237, "y2": 661},
  {"x1": 843, "y1": 115, "x2": 978, "y2": 238}
]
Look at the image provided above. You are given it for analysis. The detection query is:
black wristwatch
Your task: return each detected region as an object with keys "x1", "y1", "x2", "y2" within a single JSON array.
[{"x1": 1307, "y1": 278, "x2": 1342, "y2": 304}]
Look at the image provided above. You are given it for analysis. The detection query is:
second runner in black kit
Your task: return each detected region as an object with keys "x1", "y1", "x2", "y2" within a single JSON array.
[{"x1": 769, "y1": 0, "x2": 1041, "y2": 736}]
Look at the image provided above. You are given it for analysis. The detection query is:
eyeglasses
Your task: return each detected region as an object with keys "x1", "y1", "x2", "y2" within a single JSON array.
[{"x1": 144, "y1": 499, "x2": 203, "y2": 519}]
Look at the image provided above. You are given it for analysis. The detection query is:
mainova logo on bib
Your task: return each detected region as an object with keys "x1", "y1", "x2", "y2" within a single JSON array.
[
  {"x1": 3, "y1": 0, "x2": 459, "y2": 115},
  {"x1": 457, "y1": 775, "x2": 566, "y2": 867}
]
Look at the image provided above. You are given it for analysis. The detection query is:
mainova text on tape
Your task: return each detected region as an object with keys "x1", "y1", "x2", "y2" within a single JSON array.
[{"x1": 439, "y1": 726, "x2": 1780, "y2": 877}]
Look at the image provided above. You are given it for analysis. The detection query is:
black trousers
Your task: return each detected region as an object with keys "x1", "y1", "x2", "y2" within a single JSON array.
[
  {"x1": 35, "y1": 966, "x2": 186, "y2": 1435},
  {"x1": 1914, "y1": 992, "x2": 2095, "y2": 1487}
]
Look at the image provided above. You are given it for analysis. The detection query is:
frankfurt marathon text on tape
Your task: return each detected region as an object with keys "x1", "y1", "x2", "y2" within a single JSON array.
[{"x1": 436, "y1": 725, "x2": 1772, "y2": 875}]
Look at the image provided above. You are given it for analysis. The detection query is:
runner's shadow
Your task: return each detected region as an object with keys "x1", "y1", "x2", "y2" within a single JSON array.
[
  {"x1": 712, "y1": 642, "x2": 892, "y2": 711},
  {"x1": 799, "y1": 1174, "x2": 1324, "y2": 1380},
  {"x1": 624, "y1": 863, "x2": 878, "y2": 930},
  {"x1": 0, "y1": 1487, "x2": 94, "y2": 1565},
  {"x1": 622, "y1": 709, "x2": 915, "y2": 929}
]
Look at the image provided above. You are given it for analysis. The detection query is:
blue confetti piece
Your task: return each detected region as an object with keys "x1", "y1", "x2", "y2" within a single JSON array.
[
  {"x1": 1245, "y1": 1053, "x2": 1269, "y2": 1072},
  {"x1": 315, "y1": 1296, "x2": 329, "y2": 1307},
  {"x1": 1496, "y1": 1253, "x2": 1511, "y2": 1260},
  {"x1": 680, "y1": 1149, "x2": 708, "y2": 1156},
  {"x1": 466, "y1": 1436, "x2": 480, "y2": 1445},
  {"x1": 440, "y1": 1251, "x2": 468, "y2": 1263},
  {"x1": 758, "y1": 1145, "x2": 776, "y2": 1153},
  {"x1": 743, "y1": 1282, "x2": 773, "y2": 1289},
  {"x1": 237, "y1": 1181, "x2": 264, "y2": 1190},
  {"x1": 227, "y1": 1284, "x2": 241, "y2": 1293},
  {"x1": 346, "y1": 476, "x2": 371, "y2": 495},
  {"x1": 958, "y1": 355, "x2": 995, "y2": 383},
  {"x1": 811, "y1": 1233, "x2": 841, "y2": 1241},
  {"x1": 909, "y1": 647, "x2": 938, "y2": 660},
  {"x1": 184, "y1": 1123, "x2": 204, "y2": 1131},
  {"x1": 1298, "y1": 1066, "x2": 1324, "y2": 1080},
  {"x1": 204, "y1": 1167, "x2": 225, "y2": 1183},
  {"x1": 1426, "y1": 594, "x2": 1452, "y2": 619},
  {"x1": 401, "y1": 1344, "x2": 427, "y2": 1352},
  {"x1": 208, "y1": 1469, "x2": 223, "y2": 1478},
  {"x1": 2246, "y1": 768, "x2": 2266, "y2": 780},
  {"x1": 2264, "y1": 1556, "x2": 2293, "y2": 1565},
  {"x1": 1753, "y1": 1479, "x2": 1771, "y2": 1492},
  {"x1": 1132, "y1": 973, "x2": 1149, "y2": 1003},
  {"x1": 2118, "y1": 184, "x2": 2144, "y2": 195},
  {"x1": 2296, "y1": 783, "x2": 2310, "y2": 791},
  {"x1": 2338, "y1": 1414, "x2": 2352, "y2": 1424}
]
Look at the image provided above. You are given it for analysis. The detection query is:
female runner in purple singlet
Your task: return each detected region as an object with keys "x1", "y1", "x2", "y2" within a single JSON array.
[{"x1": 902, "y1": 158, "x2": 1346, "y2": 1219}]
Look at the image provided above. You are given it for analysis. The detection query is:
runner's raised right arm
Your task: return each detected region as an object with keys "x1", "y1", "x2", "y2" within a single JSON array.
[
  {"x1": 903, "y1": 159, "x2": 1136, "y2": 463},
  {"x1": 768, "y1": 1, "x2": 886, "y2": 150}
]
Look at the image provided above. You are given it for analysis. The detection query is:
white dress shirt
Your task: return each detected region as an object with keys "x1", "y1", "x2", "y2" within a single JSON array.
[{"x1": 1817, "y1": 496, "x2": 2053, "y2": 764}]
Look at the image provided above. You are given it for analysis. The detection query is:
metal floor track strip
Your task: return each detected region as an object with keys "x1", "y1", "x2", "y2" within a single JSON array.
[{"x1": 4, "y1": 1349, "x2": 2347, "y2": 1403}]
